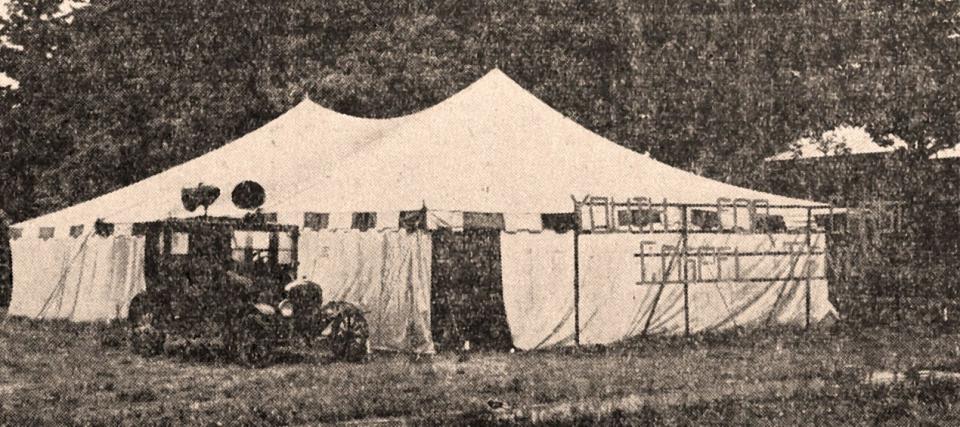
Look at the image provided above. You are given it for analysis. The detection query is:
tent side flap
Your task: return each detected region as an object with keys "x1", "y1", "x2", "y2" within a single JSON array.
[{"x1": 8, "y1": 234, "x2": 146, "y2": 322}]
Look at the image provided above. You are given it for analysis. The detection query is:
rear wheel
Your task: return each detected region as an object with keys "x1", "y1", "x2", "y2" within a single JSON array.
[
  {"x1": 325, "y1": 302, "x2": 369, "y2": 362},
  {"x1": 226, "y1": 313, "x2": 272, "y2": 367},
  {"x1": 128, "y1": 295, "x2": 165, "y2": 356}
]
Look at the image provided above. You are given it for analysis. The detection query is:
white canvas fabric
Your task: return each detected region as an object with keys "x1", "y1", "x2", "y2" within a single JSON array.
[
  {"x1": 426, "y1": 211, "x2": 464, "y2": 231},
  {"x1": 500, "y1": 231, "x2": 576, "y2": 349},
  {"x1": 503, "y1": 213, "x2": 543, "y2": 232},
  {"x1": 580, "y1": 233, "x2": 835, "y2": 343},
  {"x1": 375, "y1": 211, "x2": 401, "y2": 231},
  {"x1": 8, "y1": 233, "x2": 146, "y2": 321},
  {"x1": 9, "y1": 68, "x2": 833, "y2": 342},
  {"x1": 265, "y1": 70, "x2": 825, "y2": 215},
  {"x1": 327, "y1": 213, "x2": 353, "y2": 230},
  {"x1": 18, "y1": 69, "x2": 823, "y2": 232},
  {"x1": 500, "y1": 231, "x2": 836, "y2": 350},
  {"x1": 298, "y1": 230, "x2": 434, "y2": 353},
  {"x1": 15, "y1": 100, "x2": 403, "y2": 229}
]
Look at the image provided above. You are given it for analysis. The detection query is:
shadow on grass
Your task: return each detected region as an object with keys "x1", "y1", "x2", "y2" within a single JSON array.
[{"x1": 91, "y1": 319, "x2": 366, "y2": 369}]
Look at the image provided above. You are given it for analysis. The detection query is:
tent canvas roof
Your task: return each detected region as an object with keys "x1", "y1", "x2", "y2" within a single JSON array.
[
  {"x1": 18, "y1": 69, "x2": 822, "y2": 228},
  {"x1": 265, "y1": 69, "x2": 822, "y2": 214},
  {"x1": 17, "y1": 100, "x2": 402, "y2": 228}
]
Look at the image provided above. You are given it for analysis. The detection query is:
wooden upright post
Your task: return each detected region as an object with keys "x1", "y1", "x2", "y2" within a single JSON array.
[
  {"x1": 681, "y1": 205, "x2": 690, "y2": 337},
  {"x1": 805, "y1": 261, "x2": 812, "y2": 330},
  {"x1": 290, "y1": 227, "x2": 300, "y2": 272},
  {"x1": 805, "y1": 207, "x2": 813, "y2": 330},
  {"x1": 573, "y1": 198, "x2": 582, "y2": 347}
]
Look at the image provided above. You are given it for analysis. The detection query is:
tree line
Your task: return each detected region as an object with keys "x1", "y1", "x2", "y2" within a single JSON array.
[{"x1": 1, "y1": 0, "x2": 957, "y2": 222}]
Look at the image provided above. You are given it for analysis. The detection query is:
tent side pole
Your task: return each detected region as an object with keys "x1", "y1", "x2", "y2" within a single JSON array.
[
  {"x1": 682, "y1": 205, "x2": 689, "y2": 337},
  {"x1": 572, "y1": 199, "x2": 582, "y2": 347},
  {"x1": 574, "y1": 225, "x2": 581, "y2": 347},
  {"x1": 805, "y1": 207, "x2": 813, "y2": 330},
  {"x1": 291, "y1": 227, "x2": 300, "y2": 274},
  {"x1": 806, "y1": 261, "x2": 812, "y2": 330}
]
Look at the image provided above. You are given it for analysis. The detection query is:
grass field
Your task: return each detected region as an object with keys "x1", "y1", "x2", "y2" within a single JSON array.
[{"x1": 3, "y1": 313, "x2": 960, "y2": 425}]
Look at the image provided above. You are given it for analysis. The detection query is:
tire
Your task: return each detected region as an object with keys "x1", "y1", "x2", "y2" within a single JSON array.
[
  {"x1": 326, "y1": 302, "x2": 369, "y2": 362},
  {"x1": 127, "y1": 294, "x2": 165, "y2": 356},
  {"x1": 226, "y1": 313, "x2": 272, "y2": 367},
  {"x1": 129, "y1": 317, "x2": 165, "y2": 357},
  {"x1": 127, "y1": 293, "x2": 147, "y2": 325},
  {"x1": 285, "y1": 281, "x2": 325, "y2": 342}
]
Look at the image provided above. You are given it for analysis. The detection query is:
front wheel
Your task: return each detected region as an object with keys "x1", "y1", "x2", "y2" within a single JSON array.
[
  {"x1": 225, "y1": 313, "x2": 272, "y2": 367},
  {"x1": 325, "y1": 302, "x2": 369, "y2": 362}
]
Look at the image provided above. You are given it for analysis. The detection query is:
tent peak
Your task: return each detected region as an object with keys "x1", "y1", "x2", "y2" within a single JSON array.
[
  {"x1": 482, "y1": 67, "x2": 509, "y2": 78},
  {"x1": 293, "y1": 96, "x2": 318, "y2": 108},
  {"x1": 469, "y1": 68, "x2": 527, "y2": 93},
  {"x1": 287, "y1": 69, "x2": 538, "y2": 124}
]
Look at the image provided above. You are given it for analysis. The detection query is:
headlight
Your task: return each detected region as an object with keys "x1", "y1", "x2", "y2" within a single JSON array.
[{"x1": 278, "y1": 300, "x2": 294, "y2": 317}]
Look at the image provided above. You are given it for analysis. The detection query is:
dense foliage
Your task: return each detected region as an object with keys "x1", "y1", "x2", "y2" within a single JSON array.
[{"x1": 1, "y1": 0, "x2": 958, "y2": 222}]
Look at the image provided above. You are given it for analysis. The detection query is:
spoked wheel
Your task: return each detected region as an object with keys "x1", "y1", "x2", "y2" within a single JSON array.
[
  {"x1": 226, "y1": 313, "x2": 272, "y2": 368},
  {"x1": 128, "y1": 294, "x2": 165, "y2": 356},
  {"x1": 325, "y1": 302, "x2": 369, "y2": 362}
]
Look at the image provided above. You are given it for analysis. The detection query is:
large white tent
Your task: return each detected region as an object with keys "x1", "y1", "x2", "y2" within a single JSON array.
[
  {"x1": 266, "y1": 69, "x2": 820, "y2": 214},
  {"x1": 16, "y1": 69, "x2": 821, "y2": 230},
  {"x1": 8, "y1": 69, "x2": 836, "y2": 352}
]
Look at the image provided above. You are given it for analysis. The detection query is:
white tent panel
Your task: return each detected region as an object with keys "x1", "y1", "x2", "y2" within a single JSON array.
[
  {"x1": 298, "y1": 229, "x2": 434, "y2": 353},
  {"x1": 8, "y1": 234, "x2": 146, "y2": 321},
  {"x1": 500, "y1": 231, "x2": 836, "y2": 350},
  {"x1": 500, "y1": 231, "x2": 576, "y2": 349}
]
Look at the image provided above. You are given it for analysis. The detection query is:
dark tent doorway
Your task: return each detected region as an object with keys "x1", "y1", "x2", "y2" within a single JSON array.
[{"x1": 430, "y1": 228, "x2": 512, "y2": 351}]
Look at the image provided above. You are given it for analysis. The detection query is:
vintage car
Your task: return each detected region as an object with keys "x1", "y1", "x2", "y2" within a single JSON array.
[{"x1": 125, "y1": 215, "x2": 368, "y2": 366}]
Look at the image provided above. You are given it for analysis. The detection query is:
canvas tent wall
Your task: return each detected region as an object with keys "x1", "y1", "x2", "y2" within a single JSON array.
[
  {"x1": 261, "y1": 70, "x2": 836, "y2": 351},
  {"x1": 7, "y1": 230, "x2": 146, "y2": 321},
  {"x1": 9, "y1": 69, "x2": 836, "y2": 354},
  {"x1": 288, "y1": 205, "x2": 836, "y2": 352},
  {"x1": 7, "y1": 97, "x2": 401, "y2": 322}
]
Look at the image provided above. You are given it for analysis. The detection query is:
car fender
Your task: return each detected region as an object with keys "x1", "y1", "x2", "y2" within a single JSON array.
[{"x1": 253, "y1": 303, "x2": 277, "y2": 316}]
